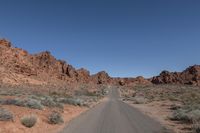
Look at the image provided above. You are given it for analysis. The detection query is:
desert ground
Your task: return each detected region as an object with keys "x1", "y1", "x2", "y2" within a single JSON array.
[
  {"x1": 120, "y1": 84, "x2": 200, "y2": 133},
  {"x1": 0, "y1": 85, "x2": 108, "y2": 133}
]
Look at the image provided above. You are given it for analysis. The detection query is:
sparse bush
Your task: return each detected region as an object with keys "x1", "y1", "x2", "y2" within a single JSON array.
[
  {"x1": 193, "y1": 120, "x2": 200, "y2": 133},
  {"x1": 170, "y1": 104, "x2": 181, "y2": 110},
  {"x1": 25, "y1": 99, "x2": 44, "y2": 110},
  {"x1": 133, "y1": 96, "x2": 148, "y2": 104},
  {"x1": 0, "y1": 108, "x2": 13, "y2": 121},
  {"x1": 0, "y1": 90, "x2": 20, "y2": 96},
  {"x1": 75, "y1": 89, "x2": 89, "y2": 96},
  {"x1": 101, "y1": 89, "x2": 109, "y2": 96},
  {"x1": 0, "y1": 98, "x2": 43, "y2": 110},
  {"x1": 171, "y1": 109, "x2": 189, "y2": 122},
  {"x1": 171, "y1": 105, "x2": 200, "y2": 123},
  {"x1": 57, "y1": 98, "x2": 84, "y2": 106},
  {"x1": 41, "y1": 97, "x2": 56, "y2": 107},
  {"x1": 188, "y1": 110, "x2": 200, "y2": 121},
  {"x1": 7, "y1": 98, "x2": 25, "y2": 106},
  {"x1": 21, "y1": 115, "x2": 37, "y2": 128},
  {"x1": 28, "y1": 95, "x2": 42, "y2": 100},
  {"x1": 48, "y1": 112, "x2": 64, "y2": 124},
  {"x1": 0, "y1": 98, "x2": 24, "y2": 106}
]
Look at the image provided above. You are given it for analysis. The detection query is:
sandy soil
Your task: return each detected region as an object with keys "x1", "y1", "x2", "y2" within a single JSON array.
[
  {"x1": 127, "y1": 101, "x2": 192, "y2": 133},
  {"x1": 0, "y1": 105, "x2": 86, "y2": 133}
]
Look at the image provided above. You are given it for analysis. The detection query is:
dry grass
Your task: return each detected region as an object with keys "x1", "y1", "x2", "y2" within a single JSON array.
[{"x1": 120, "y1": 84, "x2": 200, "y2": 133}]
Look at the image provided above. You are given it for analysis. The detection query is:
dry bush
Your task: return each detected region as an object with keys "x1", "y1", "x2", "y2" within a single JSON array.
[
  {"x1": 48, "y1": 112, "x2": 64, "y2": 124},
  {"x1": 21, "y1": 115, "x2": 37, "y2": 128},
  {"x1": 24, "y1": 98, "x2": 44, "y2": 110},
  {"x1": 0, "y1": 108, "x2": 13, "y2": 121}
]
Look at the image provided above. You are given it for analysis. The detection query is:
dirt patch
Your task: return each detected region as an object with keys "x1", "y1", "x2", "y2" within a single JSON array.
[
  {"x1": 0, "y1": 105, "x2": 86, "y2": 133},
  {"x1": 128, "y1": 101, "x2": 191, "y2": 133}
]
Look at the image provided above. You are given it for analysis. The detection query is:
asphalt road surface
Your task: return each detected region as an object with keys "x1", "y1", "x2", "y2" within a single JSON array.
[{"x1": 61, "y1": 88, "x2": 171, "y2": 133}]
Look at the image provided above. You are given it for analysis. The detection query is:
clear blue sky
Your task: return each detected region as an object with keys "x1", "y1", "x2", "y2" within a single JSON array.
[{"x1": 0, "y1": 0, "x2": 200, "y2": 78}]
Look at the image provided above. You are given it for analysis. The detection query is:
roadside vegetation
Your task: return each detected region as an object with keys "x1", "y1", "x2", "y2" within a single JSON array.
[
  {"x1": 120, "y1": 84, "x2": 200, "y2": 133},
  {"x1": 21, "y1": 115, "x2": 37, "y2": 128},
  {"x1": 0, "y1": 84, "x2": 108, "y2": 131},
  {"x1": 48, "y1": 111, "x2": 64, "y2": 124},
  {"x1": 0, "y1": 108, "x2": 13, "y2": 121}
]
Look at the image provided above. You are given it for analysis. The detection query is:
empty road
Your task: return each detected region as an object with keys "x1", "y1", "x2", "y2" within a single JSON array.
[{"x1": 61, "y1": 88, "x2": 170, "y2": 133}]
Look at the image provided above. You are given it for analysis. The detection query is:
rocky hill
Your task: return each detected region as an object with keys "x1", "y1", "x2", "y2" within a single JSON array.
[
  {"x1": 151, "y1": 65, "x2": 200, "y2": 86},
  {"x1": 2, "y1": 38, "x2": 199, "y2": 88},
  {"x1": 0, "y1": 39, "x2": 151, "y2": 88},
  {"x1": 0, "y1": 39, "x2": 92, "y2": 86}
]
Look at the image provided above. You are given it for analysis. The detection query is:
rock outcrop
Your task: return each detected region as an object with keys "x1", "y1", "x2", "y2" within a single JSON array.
[
  {"x1": 1, "y1": 38, "x2": 198, "y2": 88},
  {"x1": 91, "y1": 71, "x2": 111, "y2": 84},
  {"x1": 0, "y1": 39, "x2": 82, "y2": 85},
  {"x1": 114, "y1": 76, "x2": 151, "y2": 86},
  {"x1": 0, "y1": 39, "x2": 118, "y2": 86},
  {"x1": 151, "y1": 65, "x2": 200, "y2": 86}
]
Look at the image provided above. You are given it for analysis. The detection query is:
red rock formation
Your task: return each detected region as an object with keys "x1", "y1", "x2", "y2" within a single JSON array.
[
  {"x1": 113, "y1": 76, "x2": 151, "y2": 86},
  {"x1": 91, "y1": 71, "x2": 111, "y2": 84},
  {"x1": 151, "y1": 65, "x2": 200, "y2": 86},
  {"x1": 3, "y1": 38, "x2": 197, "y2": 88},
  {"x1": 0, "y1": 39, "x2": 82, "y2": 85},
  {"x1": 0, "y1": 39, "x2": 11, "y2": 47},
  {"x1": 76, "y1": 68, "x2": 90, "y2": 83},
  {"x1": 0, "y1": 39, "x2": 116, "y2": 87}
]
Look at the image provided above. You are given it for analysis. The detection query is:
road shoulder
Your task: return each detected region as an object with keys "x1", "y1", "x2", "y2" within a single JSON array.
[{"x1": 125, "y1": 100, "x2": 189, "y2": 133}]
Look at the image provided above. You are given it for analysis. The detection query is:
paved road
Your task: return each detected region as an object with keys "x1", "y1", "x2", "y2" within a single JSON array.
[{"x1": 61, "y1": 88, "x2": 170, "y2": 133}]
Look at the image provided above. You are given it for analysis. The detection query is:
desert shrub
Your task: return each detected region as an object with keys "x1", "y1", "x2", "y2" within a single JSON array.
[
  {"x1": 193, "y1": 120, "x2": 200, "y2": 133},
  {"x1": 171, "y1": 105, "x2": 200, "y2": 122},
  {"x1": 75, "y1": 89, "x2": 98, "y2": 97},
  {"x1": 0, "y1": 96, "x2": 67, "y2": 110},
  {"x1": 24, "y1": 99, "x2": 44, "y2": 110},
  {"x1": 75, "y1": 89, "x2": 88, "y2": 96},
  {"x1": 41, "y1": 97, "x2": 64, "y2": 109},
  {"x1": 0, "y1": 108, "x2": 13, "y2": 121},
  {"x1": 0, "y1": 98, "x2": 43, "y2": 110},
  {"x1": 41, "y1": 97, "x2": 56, "y2": 107},
  {"x1": 181, "y1": 91, "x2": 200, "y2": 105},
  {"x1": 171, "y1": 109, "x2": 190, "y2": 122},
  {"x1": 133, "y1": 96, "x2": 148, "y2": 104},
  {"x1": 28, "y1": 95, "x2": 42, "y2": 100},
  {"x1": 0, "y1": 90, "x2": 20, "y2": 96},
  {"x1": 0, "y1": 98, "x2": 24, "y2": 106},
  {"x1": 101, "y1": 88, "x2": 109, "y2": 96},
  {"x1": 6, "y1": 99, "x2": 25, "y2": 106},
  {"x1": 170, "y1": 104, "x2": 181, "y2": 110},
  {"x1": 21, "y1": 115, "x2": 37, "y2": 128},
  {"x1": 48, "y1": 112, "x2": 64, "y2": 124},
  {"x1": 187, "y1": 110, "x2": 200, "y2": 121},
  {"x1": 56, "y1": 98, "x2": 84, "y2": 106}
]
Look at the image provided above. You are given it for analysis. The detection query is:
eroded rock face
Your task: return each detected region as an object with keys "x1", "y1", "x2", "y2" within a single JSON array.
[
  {"x1": 76, "y1": 68, "x2": 90, "y2": 83},
  {"x1": 114, "y1": 76, "x2": 151, "y2": 86},
  {"x1": 92, "y1": 71, "x2": 111, "y2": 84},
  {"x1": 0, "y1": 39, "x2": 11, "y2": 48},
  {"x1": 1, "y1": 39, "x2": 199, "y2": 87},
  {"x1": 0, "y1": 39, "x2": 83, "y2": 85},
  {"x1": 151, "y1": 65, "x2": 200, "y2": 86}
]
